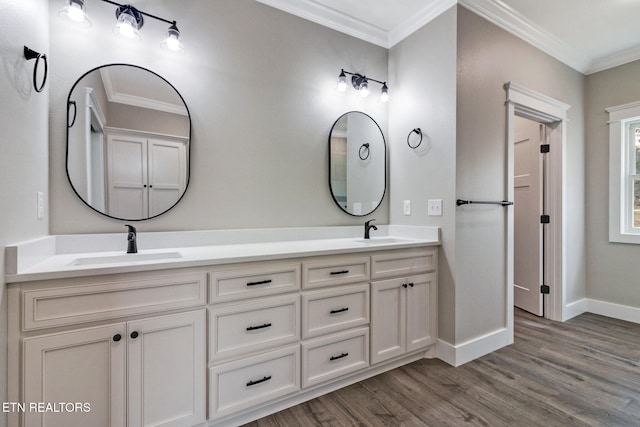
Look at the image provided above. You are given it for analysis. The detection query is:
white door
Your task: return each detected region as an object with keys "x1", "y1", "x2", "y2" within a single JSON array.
[
  {"x1": 147, "y1": 139, "x2": 186, "y2": 217},
  {"x1": 127, "y1": 310, "x2": 206, "y2": 427},
  {"x1": 513, "y1": 117, "x2": 544, "y2": 316},
  {"x1": 107, "y1": 134, "x2": 148, "y2": 218},
  {"x1": 23, "y1": 324, "x2": 127, "y2": 427}
]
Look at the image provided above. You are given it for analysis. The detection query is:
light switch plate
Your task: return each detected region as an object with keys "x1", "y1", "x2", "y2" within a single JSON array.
[
  {"x1": 37, "y1": 192, "x2": 44, "y2": 220},
  {"x1": 428, "y1": 199, "x2": 442, "y2": 216},
  {"x1": 403, "y1": 200, "x2": 411, "y2": 216}
]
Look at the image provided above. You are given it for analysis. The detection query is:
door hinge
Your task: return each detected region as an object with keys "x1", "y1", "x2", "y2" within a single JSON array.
[
  {"x1": 540, "y1": 215, "x2": 550, "y2": 224},
  {"x1": 540, "y1": 144, "x2": 550, "y2": 153},
  {"x1": 540, "y1": 285, "x2": 550, "y2": 294}
]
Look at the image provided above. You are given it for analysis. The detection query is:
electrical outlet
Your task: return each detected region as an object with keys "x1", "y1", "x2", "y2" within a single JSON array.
[
  {"x1": 428, "y1": 199, "x2": 442, "y2": 216},
  {"x1": 403, "y1": 200, "x2": 411, "y2": 216}
]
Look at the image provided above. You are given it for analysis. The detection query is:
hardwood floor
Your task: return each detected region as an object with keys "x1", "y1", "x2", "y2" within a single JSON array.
[{"x1": 243, "y1": 309, "x2": 640, "y2": 426}]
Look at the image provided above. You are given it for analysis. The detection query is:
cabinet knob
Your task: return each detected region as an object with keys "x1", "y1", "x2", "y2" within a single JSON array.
[
  {"x1": 113, "y1": 334, "x2": 122, "y2": 342},
  {"x1": 409, "y1": 283, "x2": 414, "y2": 287},
  {"x1": 130, "y1": 331, "x2": 139, "y2": 339},
  {"x1": 402, "y1": 283, "x2": 408, "y2": 288}
]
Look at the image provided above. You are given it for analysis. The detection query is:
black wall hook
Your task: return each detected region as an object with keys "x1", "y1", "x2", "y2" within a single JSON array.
[{"x1": 23, "y1": 46, "x2": 48, "y2": 93}]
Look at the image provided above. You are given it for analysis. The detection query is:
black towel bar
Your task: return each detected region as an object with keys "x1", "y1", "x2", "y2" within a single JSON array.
[{"x1": 456, "y1": 199, "x2": 513, "y2": 207}]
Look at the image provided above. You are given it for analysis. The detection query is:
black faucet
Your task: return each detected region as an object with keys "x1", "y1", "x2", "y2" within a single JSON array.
[
  {"x1": 364, "y1": 219, "x2": 378, "y2": 239},
  {"x1": 125, "y1": 224, "x2": 137, "y2": 254}
]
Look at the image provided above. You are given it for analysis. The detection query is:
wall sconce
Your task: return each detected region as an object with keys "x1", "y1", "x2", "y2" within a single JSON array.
[
  {"x1": 337, "y1": 69, "x2": 388, "y2": 103},
  {"x1": 58, "y1": 0, "x2": 185, "y2": 53}
]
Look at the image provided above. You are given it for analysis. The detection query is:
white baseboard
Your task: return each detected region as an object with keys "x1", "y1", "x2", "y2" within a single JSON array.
[
  {"x1": 436, "y1": 327, "x2": 511, "y2": 367},
  {"x1": 563, "y1": 298, "x2": 588, "y2": 321},
  {"x1": 586, "y1": 298, "x2": 640, "y2": 324}
]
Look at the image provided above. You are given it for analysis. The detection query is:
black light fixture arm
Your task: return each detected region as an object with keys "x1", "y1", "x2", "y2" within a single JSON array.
[
  {"x1": 99, "y1": 0, "x2": 177, "y2": 26},
  {"x1": 340, "y1": 69, "x2": 386, "y2": 86}
]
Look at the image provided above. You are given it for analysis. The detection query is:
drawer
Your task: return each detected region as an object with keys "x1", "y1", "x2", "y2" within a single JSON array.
[
  {"x1": 371, "y1": 248, "x2": 436, "y2": 279},
  {"x1": 209, "y1": 295, "x2": 300, "y2": 362},
  {"x1": 302, "y1": 256, "x2": 370, "y2": 289},
  {"x1": 209, "y1": 345, "x2": 300, "y2": 419},
  {"x1": 302, "y1": 283, "x2": 369, "y2": 339},
  {"x1": 209, "y1": 263, "x2": 300, "y2": 303},
  {"x1": 301, "y1": 327, "x2": 369, "y2": 388},
  {"x1": 22, "y1": 273, "x2": 207, "y2": 331}
]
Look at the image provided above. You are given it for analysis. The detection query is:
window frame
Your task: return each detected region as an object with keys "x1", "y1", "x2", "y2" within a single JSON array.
[{"x1": 607, "y1": 101, "x2": 640, "y2": 243}]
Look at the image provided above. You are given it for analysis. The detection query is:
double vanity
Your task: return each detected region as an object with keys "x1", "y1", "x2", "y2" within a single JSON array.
[{"x1": 6, "y1": 226, "x2": 439, "y2": 427}]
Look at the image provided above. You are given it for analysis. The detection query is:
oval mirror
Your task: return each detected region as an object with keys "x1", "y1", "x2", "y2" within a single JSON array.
[
  {"x1": 66, "y1": 64, "x2": 190, "y2": 221},
  {"x1": 329, "y1": 111, "x2": 386, "y2": 216}
]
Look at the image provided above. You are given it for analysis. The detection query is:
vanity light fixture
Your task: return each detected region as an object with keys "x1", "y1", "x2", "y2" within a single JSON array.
[
  {"x1": 336, "y1": 69, "x2": 389, "y2": 103},
  {"x1": 59, "y1": 0, "x2": 185, "y2": 52}
]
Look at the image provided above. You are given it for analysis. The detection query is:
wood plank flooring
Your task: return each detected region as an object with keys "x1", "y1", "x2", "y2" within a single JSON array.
[{"x1": 243, "y1": 310, "x2": 640, "y2": 426}]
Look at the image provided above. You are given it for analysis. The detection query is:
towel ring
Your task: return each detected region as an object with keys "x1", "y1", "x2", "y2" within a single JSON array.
[
  {"x1": 359, "y1": 143, "x2": 370, "y2": 160},
  {"x1": 23, "y1": 46, "x2": 48, "y2": 93},
  {"x1": 407, "y1": 128, "x2": 423, "y2": 149}
]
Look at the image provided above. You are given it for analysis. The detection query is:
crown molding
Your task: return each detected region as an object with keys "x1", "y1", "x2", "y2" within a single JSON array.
[
  {"x1": 458, "y1": 0, "x2": 589, "y2": 73},
  {"x1": 256, "y1": 0, "x2": 640, "y2": 74},
  {"x1": 388, "y1": 0, "x2": 457, "y2": 47},
  {"x1": 254, "y1": 0, "x2": 388, "y2": 48},
  {"x1": 100, "y1": 68, "x2": 188, "y2": 116}
]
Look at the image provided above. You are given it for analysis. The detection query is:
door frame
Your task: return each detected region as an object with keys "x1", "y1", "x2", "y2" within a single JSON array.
[{"x1": 504, "y1": 82, "x2": 569, "y2": 338}]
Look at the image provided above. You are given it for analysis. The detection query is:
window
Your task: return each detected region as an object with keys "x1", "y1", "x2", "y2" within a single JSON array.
[{"x1": 607, "y1": 101, "x2": 640, "y2": 243}]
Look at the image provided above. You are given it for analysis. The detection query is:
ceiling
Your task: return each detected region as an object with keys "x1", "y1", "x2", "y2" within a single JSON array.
[{"x1": 255, "y1": 0, "x2": 640, "y2": 74}]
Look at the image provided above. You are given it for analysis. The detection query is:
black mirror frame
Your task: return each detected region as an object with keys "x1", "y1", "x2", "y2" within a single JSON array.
[
  {"x1": 328, "y1": 111, "x2": 387, "y2": 217},
  {"x1": 65, "y1": 63, "x2": 191, "y2": 222}
]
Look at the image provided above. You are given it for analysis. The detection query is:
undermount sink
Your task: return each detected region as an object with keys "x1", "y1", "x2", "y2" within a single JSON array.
[
  {"x1": 354, "y1": 237, "x2": 410, "y2": 245},
  {"x1": 68, "y1": 251, "x2": 183, "y2": 266}
]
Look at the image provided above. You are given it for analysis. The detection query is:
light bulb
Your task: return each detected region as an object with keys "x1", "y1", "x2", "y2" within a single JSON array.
[
  {"x1": 58, "y1": 0, "x2": 91, "y2": 28},
  {"x1": 114, "y1": 6, "x2": 142, "y2": 40},
  {"x1": 359, "y1": 79, "x2": 369, "y2": 97},
  {"x1": 380, "y1": 83, "x2": 389, "y2": 103},
  {"x1": 161, "y1": 23, "x2": 185, "y2": 53},
  {"x1": 337, "y1": 70, "x2": 347, "y2": 92}
]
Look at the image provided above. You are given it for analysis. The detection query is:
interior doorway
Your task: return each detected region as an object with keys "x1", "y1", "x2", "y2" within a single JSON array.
[{"x1": 504, "y1": 82, "x2": 569, "y2": 341}]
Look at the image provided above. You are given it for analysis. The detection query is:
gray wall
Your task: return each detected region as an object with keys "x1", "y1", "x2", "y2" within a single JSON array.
[
  {"x1": 585, "y1": 60, "x2": 640, "y2": 308},
  {"x1": 388, "y1": 7, "x2": 457, "y2": 342},
  {"x1": 455, "y1": 6, "x2": 586, "y2": 342},
  {"x1": 0, "y1": 1, "x2": 50, "y2": 426},
  {"x1": 49, "y1": 0, "x2": 389, "y2": 234}
]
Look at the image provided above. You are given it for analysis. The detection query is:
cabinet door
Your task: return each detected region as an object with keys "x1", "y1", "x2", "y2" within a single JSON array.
[
  {"x1": 370, "y1": 279, "x2": 406, "y2": 365},
  {"x1": 406, "y1": 273, "x2": 437, "y2": 353},
  {"x1": 23, "y1": 324, "x2": 126, "y2": 427},
  {"x1": 127, "y1": 310, "x2": 206, "y2": 427}
]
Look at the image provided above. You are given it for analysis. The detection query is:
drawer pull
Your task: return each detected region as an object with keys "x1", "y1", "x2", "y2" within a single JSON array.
[
  {"x1": 330, "y1": 270, "x2": 349, "y2": 276},
  {"x1": 409, "y1": 283, "x2": 415, "y2": 287},
  {"x1": 246, "y1": 279, "x2": 272, "y2": 287},
  {"x1": 113, "y1": 334, "x2": 122, "y2": 342},
  {"x1": 330, "y1": 307, "x2": 349, "y2": 314},
  {"x1": 246, "y1": 323, "x2": 272, "y2": 331},
  {"x1": 329, "y1": 352, "x2": 349, "y2": 361},
  {"x1": 130, "y1": 331, "x2": 139, "y2": 339},
  {"x1": 246, "y1": 375, "x2": 272, "y2": 387}
]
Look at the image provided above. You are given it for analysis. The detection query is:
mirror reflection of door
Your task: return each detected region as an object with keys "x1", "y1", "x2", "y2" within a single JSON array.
[{"x1": 66, "y1": 64, "x2": 191, "y2": 221}]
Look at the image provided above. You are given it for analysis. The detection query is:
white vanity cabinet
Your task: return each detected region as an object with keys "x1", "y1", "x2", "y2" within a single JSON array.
[
  {"x1": 8, "y1": 240, "x2": 439, "y2": 427},
  {"x1": 9, "y1": 272, "x2": 208, "y2": 427},
  {"x1": 370, "y1": 248, "x2": 438, "y2": 365}
]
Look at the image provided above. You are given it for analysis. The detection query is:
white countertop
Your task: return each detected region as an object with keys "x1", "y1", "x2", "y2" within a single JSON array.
[{"x1": 5, "y1": 225, "x2": 440, "y2": 282}]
